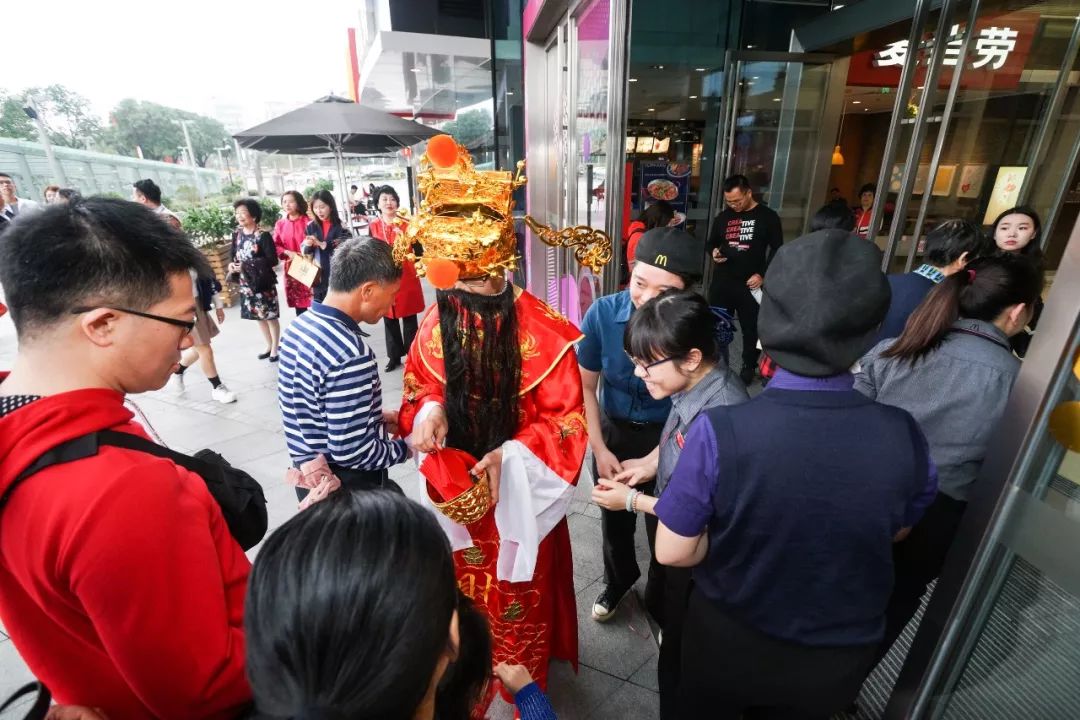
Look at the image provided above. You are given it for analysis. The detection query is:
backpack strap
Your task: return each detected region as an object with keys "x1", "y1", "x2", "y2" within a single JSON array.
[
  {"x1": 0, "y1": 431, "x2": 209, "y2": 512},
  {"x1": 0, "y1": 434, "x2": 102, "y2": 512},
  {"x1": 0, "y1": 681, "x2": 51, "y2": 719}
]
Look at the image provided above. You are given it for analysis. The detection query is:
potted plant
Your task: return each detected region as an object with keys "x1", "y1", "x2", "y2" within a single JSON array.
[{"x1": 184, "y1": 204, "x2": 238, "y2": 307}]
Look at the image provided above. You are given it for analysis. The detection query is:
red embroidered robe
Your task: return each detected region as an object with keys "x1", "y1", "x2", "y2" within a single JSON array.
[{"x1": 398, "y1": 287, "x2": 586, "y2": 696}]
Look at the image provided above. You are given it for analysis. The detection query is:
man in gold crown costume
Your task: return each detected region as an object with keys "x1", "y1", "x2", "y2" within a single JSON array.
[{"x1": 396, "y1": 135, "x2": 611, "y2": 702}]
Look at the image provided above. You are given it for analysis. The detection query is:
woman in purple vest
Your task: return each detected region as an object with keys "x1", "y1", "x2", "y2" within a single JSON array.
[
  {"x1": 654, "y1": 229, "x2": 938, "y2": 720},
  {"x1": 855, "y1": 252, "x2": 1042, "y2": 666},
  {"x1": 590, "y1": 289, "x2": 747, "y2": 719}
]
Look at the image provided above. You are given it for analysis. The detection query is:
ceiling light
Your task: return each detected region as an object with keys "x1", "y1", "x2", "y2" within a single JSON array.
[
  {"x1": 680, "y1": 117, "x2": 686, "y2": 121},
  {"x1": 864, "y1": 107, "x2": 869, "y2": 111},
  {"x1": 629, "y1": 78, "x2": 638, "y2": 82},
  {"x1": 689, "y1": 95, "x2": 698, "y2": 99},
  {"x1": 917, "y1": 85, "x2": 925, "y2": 90},
  {"x1": 752, "y1": 76, "x2": 759, "y2": 80},
  {"x1": 772, "y1": 98, "x2": 781, "y2": 102},
  {"x1": 648, "y1": 108, "x2": 656, "y2": 112},
  {"x1": 506, "y1": 91, "x2": 514, "y2": 96},
  {"x1": 411, "y1": 67, "x2": 422, "y2": 73},
  {"x1": 852, "y1": 100, "x2": 862, "y2": 104},
  {"x1": 695, "y1": 67, "x2": 707, "y2": 72},
  {"x1": 747, "y1": 44, "x2": 756, "y2": 49}
]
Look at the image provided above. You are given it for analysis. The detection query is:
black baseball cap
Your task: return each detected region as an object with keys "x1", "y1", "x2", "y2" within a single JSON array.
[{"x1": 634, "y1": 227, "x2": 704, "y2": 279}]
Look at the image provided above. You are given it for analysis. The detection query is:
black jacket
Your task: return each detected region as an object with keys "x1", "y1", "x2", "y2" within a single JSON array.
[{"x1": 304, "y1": 221, "x2": 352, "y2": 299}]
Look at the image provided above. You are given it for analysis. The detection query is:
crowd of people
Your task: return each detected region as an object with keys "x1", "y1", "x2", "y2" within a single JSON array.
[{"x1": 0, "y1": 146, "x2": 1047, "y2": 720}]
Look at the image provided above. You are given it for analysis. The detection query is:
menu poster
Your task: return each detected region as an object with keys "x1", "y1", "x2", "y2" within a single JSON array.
[
  {"x1": 957, "y1": 164, "x2": 987, "y2": 199},
  {"x1": 639, "y1": 160, "x2": 690, "y2": 213},
  {"x1": 932, "y1": 165, "x2": 957, "y2": 197},
  {"x1": 982, "y1": 166, "x2": 1028, "y2": 224}
]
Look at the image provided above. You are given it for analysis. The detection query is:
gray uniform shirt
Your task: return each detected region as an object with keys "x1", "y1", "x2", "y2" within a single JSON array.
[
  {"x1": 655, "y1": 364, "x2": 750, "y2": 494},
  {"x1": 855, "y1": 318, "x2": 1020, "y2": 502}
]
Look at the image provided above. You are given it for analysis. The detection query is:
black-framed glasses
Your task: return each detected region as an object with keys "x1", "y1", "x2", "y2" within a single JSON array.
[
  {"x1": 70, "y1": 306, "x2": 196, "y2": 335},
  {"x1": 627, "y1": 354, "x2": 674, "y2": 377}
]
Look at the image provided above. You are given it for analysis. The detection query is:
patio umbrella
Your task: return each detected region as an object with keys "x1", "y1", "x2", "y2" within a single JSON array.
[{"x1": 233, "y1": 95, "x2": 439, "y2": 219}]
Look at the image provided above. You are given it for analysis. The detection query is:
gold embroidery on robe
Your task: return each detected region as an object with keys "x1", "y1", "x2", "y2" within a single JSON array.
[{"x1": 550, "y1": 411, "x2": 588, "y2": 444}]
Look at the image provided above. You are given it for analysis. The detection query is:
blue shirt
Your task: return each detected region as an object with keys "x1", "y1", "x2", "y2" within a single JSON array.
[
  {"x1": 577, "y1": 290, "x2": 671, "y2": 424},
  {"x1": 277, "y1": 302, "x2": 408, "y2": 469},
  {"x1": 878, "y1": 264, "x2": 944, "y2": 341}
]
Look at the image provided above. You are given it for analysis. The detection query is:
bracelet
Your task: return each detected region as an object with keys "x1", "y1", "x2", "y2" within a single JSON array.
[
  {"x1": 625, "y1": 489, "x2": 639, "y2": 513},
  {"x1": 632, "y1": 491, "x2": 641, "y2": 514}
]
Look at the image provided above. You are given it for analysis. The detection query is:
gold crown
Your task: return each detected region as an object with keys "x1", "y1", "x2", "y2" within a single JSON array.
[{"x1": 394, "y1": 135, "x2": 612, "y2": 289}]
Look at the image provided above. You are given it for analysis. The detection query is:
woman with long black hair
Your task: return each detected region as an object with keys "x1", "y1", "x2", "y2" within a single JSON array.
[
  {"x1": 304, "y1": 190, "x2": 351, "y2": 303},
  {"x1": 856, "y1": 252, "x2": 1043, "y2": 661},
  {"x1": 990, "y1": 205, "x2": 1044, "y2": 356},
  {"x1": 245, "y1": 491, "x2": 488, "y2": 720}
]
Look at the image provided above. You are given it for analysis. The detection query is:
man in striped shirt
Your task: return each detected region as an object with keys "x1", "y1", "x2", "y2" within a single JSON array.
[{"x1": 278, "y1": 239, "x2": 409, "y2": 495}]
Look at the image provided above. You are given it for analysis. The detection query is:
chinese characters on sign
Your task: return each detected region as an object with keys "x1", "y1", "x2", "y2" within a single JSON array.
[{"x1": 874, "y1": 25, "x2": 1020, "y2": 71}]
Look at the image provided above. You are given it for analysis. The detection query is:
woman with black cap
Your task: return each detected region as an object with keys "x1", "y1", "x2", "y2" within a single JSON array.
[
  {"x1": 577, "y1": 227, "x2": 707, "y2": 624},
  {"x1": 654, "y1": 229, "x2": 938, "y2": 719}
]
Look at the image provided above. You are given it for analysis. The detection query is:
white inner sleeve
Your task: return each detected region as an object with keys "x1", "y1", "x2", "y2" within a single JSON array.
[
  {"x1": 413, "y1": 414, "x2": 576, "y2": 583},
  {"x1": 494, "y1": 439, "x2": 576, "y2": 583}
]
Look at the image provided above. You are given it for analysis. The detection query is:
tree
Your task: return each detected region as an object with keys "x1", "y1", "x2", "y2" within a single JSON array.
[
  {"x1": 0, "y1": 85, "x2": 103, "y2": 148},
  {"x1": 106, "y1": 100, "x2": 229, "y2": 166},
  {"x1": 441, "y1": 109, "x2": 493, "y2": 150},
  {"x1": 0, "y1": 91, "x2": 35, "y2": 140}
]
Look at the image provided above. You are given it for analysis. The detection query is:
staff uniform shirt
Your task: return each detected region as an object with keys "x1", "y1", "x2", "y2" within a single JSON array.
[{"x1": 577, "y1": 289, "x2": 671, "y2": 425}]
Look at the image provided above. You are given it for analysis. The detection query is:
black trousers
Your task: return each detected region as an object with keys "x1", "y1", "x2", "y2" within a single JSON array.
[
  {"x1": 294, "y1": 465, "x2": 402, "y2": 501},
  {"x1": 679, "y1": 589, "x2": 878, "y2": 720},
  {"x1": 383, "y1": 314, "x2": 419, "y2": 360},
  {"x1": 656, "y1": 564, "x2": 693, "y2": 720},
  {"x1": 877, "y1": 493, "x2": 968, "y2": 661},
  {"x1": 592, "y1": 416, "x2": 664, "y2": 603},
  {"x1": 709, "y1": 282, "x2": 760, "y2": 370}
]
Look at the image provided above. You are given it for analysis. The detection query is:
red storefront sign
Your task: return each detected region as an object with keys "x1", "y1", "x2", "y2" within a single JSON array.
[{"x1": 847, "y1": 11, "x2": 1039, "y2": 91}]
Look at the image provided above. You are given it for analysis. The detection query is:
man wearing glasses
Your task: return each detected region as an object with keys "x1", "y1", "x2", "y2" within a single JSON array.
[
  {"x1": 577, "y1": 227, "x2": 706, "y2": 624},
  {"x1": 0, "y1": 198, "x2": 252, "y2": 718}
]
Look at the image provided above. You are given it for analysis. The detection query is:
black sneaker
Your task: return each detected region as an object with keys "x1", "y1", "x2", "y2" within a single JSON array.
[{"x1": 591, "y1": 585, "x2": 630, "y2": 622}]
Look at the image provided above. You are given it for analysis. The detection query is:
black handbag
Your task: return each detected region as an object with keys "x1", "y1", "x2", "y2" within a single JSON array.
[
  {"x1": 0, "y1": 682, "x2": 50, "y2": 720},
  {"x1": 2, "y1": 431, "x2": 268, "y2": 551}
]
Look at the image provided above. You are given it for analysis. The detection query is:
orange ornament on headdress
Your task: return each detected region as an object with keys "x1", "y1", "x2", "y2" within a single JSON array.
[{"x1": 393, "y1": 134, "x2": 612, "y2": 285}]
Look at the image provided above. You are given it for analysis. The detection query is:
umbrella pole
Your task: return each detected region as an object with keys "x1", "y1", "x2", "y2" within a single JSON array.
[{"x1": 334, "y1": 144, "x2": 350, "y2": 228}]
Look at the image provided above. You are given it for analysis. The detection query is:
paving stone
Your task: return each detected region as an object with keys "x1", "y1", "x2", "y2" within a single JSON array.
[{"x1": 590, "y1": 678, "x2": 661, "y2": 720}]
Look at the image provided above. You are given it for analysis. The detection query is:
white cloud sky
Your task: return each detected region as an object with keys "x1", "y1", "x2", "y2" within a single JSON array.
[{"x1": 6, "y1": 0, "x2": 361, "y2": 127}]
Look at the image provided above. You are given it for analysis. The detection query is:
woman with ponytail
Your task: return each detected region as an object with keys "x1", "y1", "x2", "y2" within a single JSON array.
[
  {"x1": 591, "y1": 288, "x2": 748, "y2": 719},
  {"x1": 855, "y1": 252, "x2": 1043, "y2": 661}
]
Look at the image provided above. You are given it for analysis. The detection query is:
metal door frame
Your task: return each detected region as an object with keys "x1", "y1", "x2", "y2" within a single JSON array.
[{"x1": 704, "y1": 50, "x2": 838, "y2": 247}]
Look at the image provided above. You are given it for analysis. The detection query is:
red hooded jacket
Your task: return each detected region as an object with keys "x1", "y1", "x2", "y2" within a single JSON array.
[{"x1": 0, "y1": 379, "x2": 252, "y2": 719}]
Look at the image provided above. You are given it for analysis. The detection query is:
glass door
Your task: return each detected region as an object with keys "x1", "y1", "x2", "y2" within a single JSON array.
[
  {"x1": 711, "y1": 51, "x2": 839, "y2": 242},
  {"x1": 884, "y1": 213, "x2": 1080, "y2": 718}
]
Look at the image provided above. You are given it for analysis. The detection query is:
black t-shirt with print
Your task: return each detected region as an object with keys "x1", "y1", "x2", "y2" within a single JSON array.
[{"x1": 707, "y1": 203, "x2": 784, "y2": 286}]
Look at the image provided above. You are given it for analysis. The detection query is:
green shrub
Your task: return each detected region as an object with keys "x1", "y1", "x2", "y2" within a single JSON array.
[
  {"x1": 258, "y1": 197, "x2": 282, "y2": 228},
  {"x1": 302, "y1": 178, "x2": 334, "y2": 198},
  {"x1": 184, "y1": 204, "x2": 237, "y2": 248}
]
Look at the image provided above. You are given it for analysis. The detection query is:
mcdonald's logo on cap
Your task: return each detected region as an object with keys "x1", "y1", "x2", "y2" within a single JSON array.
[{"x1": 654, "y1": 254, "x2": 668, "y2": 267}]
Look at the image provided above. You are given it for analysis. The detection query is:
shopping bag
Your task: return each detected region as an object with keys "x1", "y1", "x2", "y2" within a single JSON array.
[{"x1": 287, "y1": 253, "x2": 321, "y2": 288}]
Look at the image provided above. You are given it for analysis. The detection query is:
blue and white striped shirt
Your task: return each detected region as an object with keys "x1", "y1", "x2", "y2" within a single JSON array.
[{"x1": 277, "y1": 302, "x2": 408, "y2": 469}]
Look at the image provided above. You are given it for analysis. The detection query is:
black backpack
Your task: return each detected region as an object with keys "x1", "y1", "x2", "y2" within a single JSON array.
[{"x1": 1, "y1": 431, "x2": 268, "y2": 551}]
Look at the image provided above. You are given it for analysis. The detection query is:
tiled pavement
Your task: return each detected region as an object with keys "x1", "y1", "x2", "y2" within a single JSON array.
[{"x1": 0, "y1": 277, "x2": 662, "y2": 719}]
